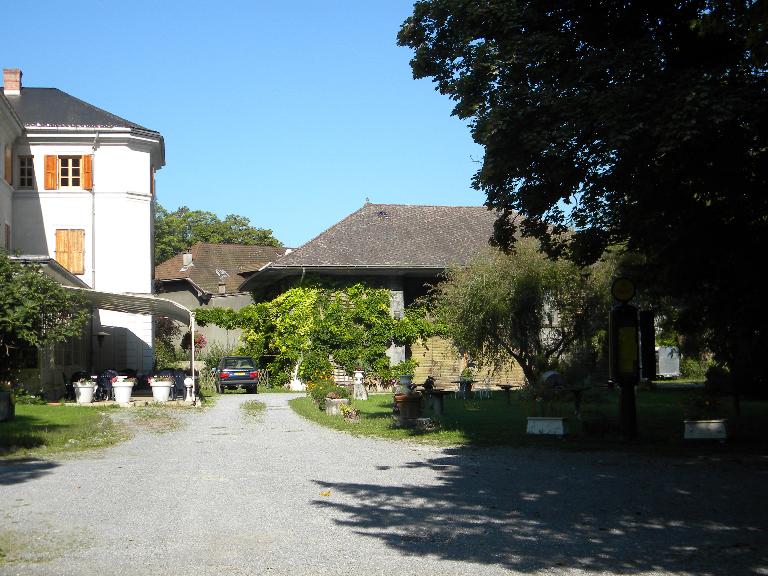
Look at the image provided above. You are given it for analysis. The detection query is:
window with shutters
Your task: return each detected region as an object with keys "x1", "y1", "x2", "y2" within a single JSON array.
[
  {"x1": 55, "y1": 229, "x2": 85, "y2": 275},
  {"x1": 44, "y1": 155, "x2": 93, "y2": 190},
  {"x1": 18, "y1": 156, "x2": 34, "y2": 188},
  {"x1": 59, "y1": 156, "x2": 81, "y2": 188}
]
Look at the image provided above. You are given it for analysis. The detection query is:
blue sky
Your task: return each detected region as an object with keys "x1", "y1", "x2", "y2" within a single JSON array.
[{"x1": 3, "y1": 0, "x2": 485, "y2": 248}]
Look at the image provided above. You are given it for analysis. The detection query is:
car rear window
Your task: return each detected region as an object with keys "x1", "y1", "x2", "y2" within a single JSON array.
[{"x1": 223, "y1": 358, "x2": 255, "y2": 369}]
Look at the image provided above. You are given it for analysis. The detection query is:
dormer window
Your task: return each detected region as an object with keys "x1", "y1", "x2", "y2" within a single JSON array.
[
  {"x1": 59, "y1": 156, "x2": 81, "y2": 188},
  {"x1": 44, "y1": 155, "x2": 93, "y2": 190}
]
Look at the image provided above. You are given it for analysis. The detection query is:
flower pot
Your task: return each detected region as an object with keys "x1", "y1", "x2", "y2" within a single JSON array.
[
  {"x1": 526, "y1": 416, "x2": 568, "y2": 436},
  {"x1": 684, "y1": 419, "x2": 727, "y2": 440},
  {"x1": 74, "y1": 383, "x2": 95, "y2": 404},
  {"x1": 113, "y1": 382, "x2": 134, "y2": 404},
  {"x1": 325, "y1": 397, "x2": 350, "y2": 416},
  {"x1": 394, "y1": 392, "x2": 423, "y2": 420},
  {"x1": 151, "y1": 381, "x2": 174, "y2": 402}
]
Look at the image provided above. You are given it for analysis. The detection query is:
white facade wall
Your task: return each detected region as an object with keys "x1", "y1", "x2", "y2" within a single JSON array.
[
  {"x1": 11, "y1": 131, "x2": 162, "y2": 373},
  {"x1": 0, "y1": 98, "x2": 21, "y2": 250}
]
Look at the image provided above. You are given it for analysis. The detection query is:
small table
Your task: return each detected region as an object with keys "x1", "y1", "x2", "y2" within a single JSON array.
[
  {"x1": 426, "y1": 389, "x2": 452, "y2": 416},
  {"x1": 498, "y1": 384, "x2": 514, "y2": 405}
]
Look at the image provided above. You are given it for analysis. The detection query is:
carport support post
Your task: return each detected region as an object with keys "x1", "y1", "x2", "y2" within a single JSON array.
[{"x1": 188, "y1": 312, "x2": 195, "y2": 402}]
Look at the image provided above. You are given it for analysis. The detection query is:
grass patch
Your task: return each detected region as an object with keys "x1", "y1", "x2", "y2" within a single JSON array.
[
  {"x1": 241, "y1": 400, "x2": 267, "y2": 416},
  {"x1": 0, "y1": 404, "x2": 128, "y2": 459},
  {"x1": 128, "y1": 405, "x2": 184, "y2": 434},
  {"x1": 290, "y1": 388, "x2": 768, "y2": 453},
  {"x1": 0, "y1": 526, "x2": 91, "y2": 566}
]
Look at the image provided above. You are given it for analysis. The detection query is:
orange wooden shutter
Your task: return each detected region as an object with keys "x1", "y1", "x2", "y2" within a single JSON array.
[
  {"x1": 82, "y1": 154, "x2": 93, "y2": 190},
  {"x1": 55, "y1": 229, "x2": 85, "y2": 274},
  {"x1": 3, "y1": 146, "x2": 11, "y2": 185},
  {"x1": 44, "y1": 155, "x2": 58, "y2": 189}
]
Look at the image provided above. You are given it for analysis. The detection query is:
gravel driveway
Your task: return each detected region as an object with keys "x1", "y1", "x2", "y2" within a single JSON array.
[{"x1": 1, "y1": 394, "x2": 767, "y2": 576}]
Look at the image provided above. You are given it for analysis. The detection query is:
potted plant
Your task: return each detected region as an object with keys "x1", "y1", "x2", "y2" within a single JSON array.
[
  {"x1": 150, "y1": 376, "x2": 174, "y2": 402},
  {"x1": 73, "y1": 378, "x2": 95, "y2": 404},
  {"x1": 683, "y1": 393, "x2": 727, "y2": 440},
  {"x1": 113, "y1": 376, "x2": 135, "y2": 405},
  {"x1": 458, "y1": 367, "x2": 475, "y2": 397},
  {"x1": 324, "y1": 388, "x2": 351, "y2": 416}
]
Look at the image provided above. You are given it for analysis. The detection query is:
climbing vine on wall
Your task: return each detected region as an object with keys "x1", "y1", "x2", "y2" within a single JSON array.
[{"x1": 194, "y1": 283, "x2": 438, "y2": 386}]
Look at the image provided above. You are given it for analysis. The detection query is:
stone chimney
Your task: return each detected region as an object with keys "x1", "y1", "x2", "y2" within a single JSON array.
[{"x1": 3, "y1": 69, "x2": 22, "y2": 95}]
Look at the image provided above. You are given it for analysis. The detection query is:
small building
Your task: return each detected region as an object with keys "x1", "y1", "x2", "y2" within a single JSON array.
[{"x1": 155, "y1": 242, "x2": 291, "y2": 350}]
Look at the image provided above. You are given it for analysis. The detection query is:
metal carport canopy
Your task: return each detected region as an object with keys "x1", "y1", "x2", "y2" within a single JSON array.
[
  {"x1": 62, "y1": 287, "x2": 197, "y2": 379},
  {"x1": 63, "y1": 287, "x2": 193, "y2": 324}
]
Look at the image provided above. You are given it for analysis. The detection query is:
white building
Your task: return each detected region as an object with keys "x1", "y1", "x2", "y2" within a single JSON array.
[{"x1": 1, "y1": 68, "x2": 165, "y2": 387}]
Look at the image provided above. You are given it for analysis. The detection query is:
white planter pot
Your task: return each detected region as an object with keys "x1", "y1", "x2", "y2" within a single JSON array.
[
  {"x1": 684, "y1": 419, "x2": 727, "y2": 440},
  {"x1": 325, "y1": 398, "x2": 350, "y2": 416},
  {"x1": 151, "y1": 381, "x2": 174, "y2": 402},
  {"x1": 526, "y1": 416, "x2": 568, "y2": 436},
  {"x1": 113, "y1": 383, "x2": 134, "y2": 404},
  {"x1": 74, "y1": 384, "x2": 95, "y2": 404}
]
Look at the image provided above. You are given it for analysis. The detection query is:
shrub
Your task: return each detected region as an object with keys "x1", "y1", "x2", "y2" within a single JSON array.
[
  {"x1": 202, "y1": 341, "x2": 237, "y2": 373},
  {"x1": 680, "y1": 356, "x2": 713, "y2": 380},
  {"x1": 705, "y1": 364, "x2": 731, "y2": 395}
]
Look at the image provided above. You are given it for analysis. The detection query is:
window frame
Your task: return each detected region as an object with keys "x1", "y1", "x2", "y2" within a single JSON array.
[
  {"x1": 58, "y1": 156, "x2": 82, "y2": 190},
  {"x1": 18, "y1": 155, "x2": 34, "y2": 189}
]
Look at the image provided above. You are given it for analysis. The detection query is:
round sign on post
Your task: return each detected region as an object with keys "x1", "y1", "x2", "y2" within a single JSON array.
[{"x1": 611, "y1": 277, "x2": 635, "y2": 303}]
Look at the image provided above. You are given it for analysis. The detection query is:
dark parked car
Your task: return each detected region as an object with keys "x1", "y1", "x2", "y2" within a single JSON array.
[{"x1": 215, "y1": 356, "x2": 260, "y2": 394}]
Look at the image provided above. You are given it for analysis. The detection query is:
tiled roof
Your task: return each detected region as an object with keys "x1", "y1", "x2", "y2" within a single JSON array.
[
  {"x1": 270, "y1": 203, "x2": 499, "y2": 269},
  {"x1": 1, "y1": 87, "x2": 158, "y2": 133},
  {"x1": 155, "y1": 243, "x2": 290, "y2": 294}
]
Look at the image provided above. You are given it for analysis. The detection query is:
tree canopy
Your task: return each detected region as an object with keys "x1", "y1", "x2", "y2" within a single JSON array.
[
  {"x1": 431, "y1": 240, "x2": 613, "y2": 388},
  {"x1": 399, "y1": 1, "x2": 768, "y2": 391},
  {"x1": 154, "y1": 204, "x2": 281, "y2": 265},
  {"x1": 0, "y1": 252, "x2": 89, "y2": 384}
]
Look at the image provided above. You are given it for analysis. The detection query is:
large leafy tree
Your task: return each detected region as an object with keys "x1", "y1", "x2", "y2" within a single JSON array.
[
  {"x1": 0, "y1": 252, "x2": 89, "y2": 384},
  {"x1": 431, "y1": 240, "x2": 613, "y2": 388},
  {"x1": 398, "y1": 1, "x2": 768, "y2": 392},
  {"x1": 154, "y1": 204, "x2": 281, "y2": 265}
]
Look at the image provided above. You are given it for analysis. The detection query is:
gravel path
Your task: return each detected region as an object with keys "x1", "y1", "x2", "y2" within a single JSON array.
[{"x1": 1, "y1": 394, "x2": 767, "y2": 576}]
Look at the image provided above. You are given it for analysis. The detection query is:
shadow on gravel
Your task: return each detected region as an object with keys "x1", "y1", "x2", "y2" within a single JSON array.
[
  {"x1": 312, "y1": 448, "x2": 768, "y2": 574},
  {"x1": 0, "y1": 458, "x2": 59, "y2": 485}
]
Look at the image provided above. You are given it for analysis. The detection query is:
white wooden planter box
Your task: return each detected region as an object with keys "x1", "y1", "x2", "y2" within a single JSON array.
[
  {"x1": 325, "y1": 398, "x2": 350, "y2": 416},
  {"x1": 527, "y1": 416, "x2": 568, "y2": 436},
  {"x1": 684, "y1": 419, "x2": 727, "y2": 440}
]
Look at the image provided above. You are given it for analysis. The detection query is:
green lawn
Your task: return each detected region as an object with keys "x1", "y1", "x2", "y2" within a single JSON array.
[
  {"x1": 0, "y1": 404, "x2": 128, "y2": 459},
  {"x1": 290, "y1": 388, "x2": 768, "y2": 453}
]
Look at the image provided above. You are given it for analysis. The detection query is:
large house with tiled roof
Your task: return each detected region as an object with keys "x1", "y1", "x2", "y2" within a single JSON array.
[
  {"x1": 1, "y1": 68, "x2": 164, "y2": 391},
  {"x1": 240, "y1": 202, "x2": 524, "y2": 386},
  {"x1": 155, "y1": 242, "x2": 291, "y2": 349}
]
